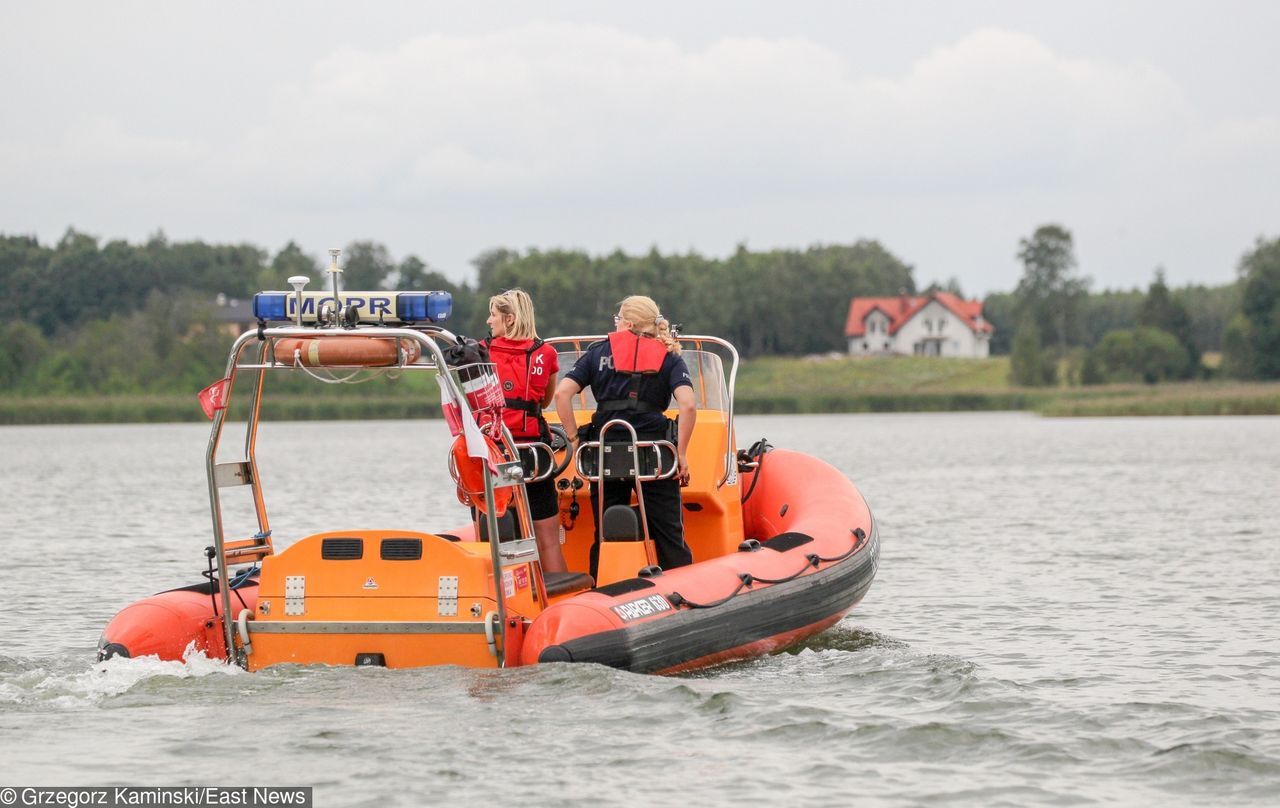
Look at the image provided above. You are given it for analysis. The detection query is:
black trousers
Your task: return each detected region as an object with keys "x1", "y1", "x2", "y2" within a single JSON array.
[{"x1": 588, "y1": 475, "x2": 693, "y2": 579}]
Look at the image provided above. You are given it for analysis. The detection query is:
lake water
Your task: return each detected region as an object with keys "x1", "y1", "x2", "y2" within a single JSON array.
[{"x1": 1, "y1": 413, "x2": 1278, "y2": 806}]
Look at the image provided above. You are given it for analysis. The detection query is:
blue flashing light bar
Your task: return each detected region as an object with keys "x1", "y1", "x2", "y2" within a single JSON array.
[
  {"x1": 251, "y1": 291, "x2": 452, "y2": 324},
  {"x1": 396, "y1": 291, "x2": 452, "y2": 324},
  {"x1": 253, "y1": 293, "x2": 289, "y2": 321}
]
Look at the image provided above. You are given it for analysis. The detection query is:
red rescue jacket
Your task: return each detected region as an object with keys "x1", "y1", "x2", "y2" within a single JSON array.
[
  {"x1": 608, "y1": 331, "x2": 667, "y2": 374},
  {"x1": 486, "y1": 337, "x2": 557, "y2": 439},
  {"x1": 598, "y1": 331, "x2": 669, "y2": 414}
]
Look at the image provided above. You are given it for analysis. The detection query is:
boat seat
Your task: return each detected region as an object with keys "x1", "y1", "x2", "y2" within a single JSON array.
[
  {"x1": 477, "y1": 511, "x2": 518, "y2": 542},
  {"x1": 602, "y1": 504, "x2": 641, "y2": 541},
  {"x1": 543, "y1": 571, "x2": 595, "y2": 598}
]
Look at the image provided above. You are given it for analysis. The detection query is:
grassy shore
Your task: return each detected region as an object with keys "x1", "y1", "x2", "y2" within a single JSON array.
[
  {"x1": 2, "y1": 356, "x2": 1278, "y2": 425},
  {"x1": 734, "y1": 355, "x2": 1049, "y2": 413},
  {"x1": 0, "y1": 394, "x2": 445, "y2": 425},
  {"x1": 734, "y1": 356, "x2": 1280, "y2": 416}
]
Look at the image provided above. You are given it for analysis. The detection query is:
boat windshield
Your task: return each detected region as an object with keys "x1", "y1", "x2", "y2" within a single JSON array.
[{"x1": 555, "y1": 348, "x2": 730, "y2": 412}]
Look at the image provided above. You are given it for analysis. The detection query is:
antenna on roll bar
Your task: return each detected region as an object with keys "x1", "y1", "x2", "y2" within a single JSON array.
[
  {"x1": 287, "y1": 276, "x2": 309, "y2": 327},
  {"x1": 320, "y1": 248, "x2": 343, "y2": 328}
]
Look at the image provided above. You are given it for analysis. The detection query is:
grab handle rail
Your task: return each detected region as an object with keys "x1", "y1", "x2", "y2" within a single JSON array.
[
  {"x1": 575, "y1": 419, "x2": 665, "y2": 566},
  {"x1": 572, "y1": 440, "x2": 679, "y2": 483}
]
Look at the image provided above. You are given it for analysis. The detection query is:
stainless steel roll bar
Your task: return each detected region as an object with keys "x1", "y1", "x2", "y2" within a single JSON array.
[
  {"x1": 205, "y1": 327, "x2": 743, "y2": 666},
  {"x1": 205, "y1": 324, "x2": 521, "y2": 666}
]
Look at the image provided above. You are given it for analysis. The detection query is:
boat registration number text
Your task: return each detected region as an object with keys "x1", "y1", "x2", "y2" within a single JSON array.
[{"x1": 611, "y1": 594, "x2": 673, "y2": 622}]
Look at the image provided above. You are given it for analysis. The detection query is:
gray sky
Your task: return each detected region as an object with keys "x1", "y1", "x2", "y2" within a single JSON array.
[{"x1": 3, "y1": 1, "x2": 1277, "y2": 296}]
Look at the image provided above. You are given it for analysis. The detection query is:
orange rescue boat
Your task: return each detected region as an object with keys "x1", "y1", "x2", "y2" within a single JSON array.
[{"x1": 99, "y1": 270, "x2": 878, "y2": 674}]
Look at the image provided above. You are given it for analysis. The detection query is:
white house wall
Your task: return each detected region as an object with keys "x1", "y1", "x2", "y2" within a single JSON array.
[
  {"x1": 848, "y1": 300, "x2": 990, "y2": 358},
  {"x1": 847, "y1": 309, "x2": 895, "y2": 355},
  {"x1": 892, "y1": 301, "x2": 988, "y2": 357}
]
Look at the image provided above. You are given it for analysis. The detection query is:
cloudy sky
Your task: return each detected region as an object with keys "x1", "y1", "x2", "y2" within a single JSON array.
[{"x1": 3, "y1": 1, "x2": 1277, "y2": 296}]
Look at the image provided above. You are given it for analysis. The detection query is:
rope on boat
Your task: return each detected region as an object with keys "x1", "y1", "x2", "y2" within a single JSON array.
[
  {"x1": 738, "y1": 438, "x2": 772, "y2": 505},
  {"x1": 748, "y1": 554, "x2": 822, "y2": 585},
  {"x1": 667, "y1": 527, "x2": 868, "y2": 610},
  {"x1": 669, "y1": 574, "x2": 753, "y2": 610},
  {"x1": 290, "y1": 350, "x2": 396, "y2": 384},
  {"x1": 204, "y1": 551, "x2": 219, "y2": 618},
  {"x1": 229, "y1": 564, "x2": 259, "y2": 590},
  {"x1": 229, "y1": 572, "x2": 253, "y2": 613},
  {"x1": 810, "y1": 527, "x2": 866, "y2": 564},
  {"x1": 201, "y1": 554, "x2": 259, "y2": 617}
]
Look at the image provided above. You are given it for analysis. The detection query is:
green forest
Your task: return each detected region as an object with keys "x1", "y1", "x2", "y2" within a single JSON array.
[{"x1": 1, "y1": 225, "x2": 1278, "y2": 419}]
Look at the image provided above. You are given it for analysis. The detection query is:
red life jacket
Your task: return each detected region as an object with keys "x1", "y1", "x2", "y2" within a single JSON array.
[
  {"x1": 608, "y1": 331, "x2": 667, "y2": 374},
  {"x1": 599, "y1": 331, "x2": 669, "y2": 414},
  {"x1": 486, "y1": 337, "x2": 551, "y2": 439}
]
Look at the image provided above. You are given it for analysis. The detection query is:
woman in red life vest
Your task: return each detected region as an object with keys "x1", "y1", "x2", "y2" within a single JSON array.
[
  {"x1": 485, "y1": 289, "x2": 567, "y2": 573},
  {"x1": 553, "y1": 295, "x2": 697, "y2": 578}
]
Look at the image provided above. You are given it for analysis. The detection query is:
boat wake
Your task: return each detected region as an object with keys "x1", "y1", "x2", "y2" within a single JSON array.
[
  {"x1": 0, "y1": 648, "x2": 241, "y2": 710},
  {"x1": 786, "y1": 623, "x2": 907, "y2": 655}
]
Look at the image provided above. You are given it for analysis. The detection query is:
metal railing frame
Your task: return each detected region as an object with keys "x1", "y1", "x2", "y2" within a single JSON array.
[
  {"x1": 205, "y1": 325, "x2": 526, "y2": 667},
  {"x1": 542, "y1": 335, "x2": 740, "y2": 488}
]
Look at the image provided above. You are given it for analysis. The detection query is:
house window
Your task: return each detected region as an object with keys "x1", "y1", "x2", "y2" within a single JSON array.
[{"x1": 863, "y1": 342, "x2": 868, "y2": 350}]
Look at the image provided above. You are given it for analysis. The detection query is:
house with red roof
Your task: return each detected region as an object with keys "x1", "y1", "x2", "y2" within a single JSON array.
[{"x1": 844, "y1": 292, "x2": 994, "y2": 358}]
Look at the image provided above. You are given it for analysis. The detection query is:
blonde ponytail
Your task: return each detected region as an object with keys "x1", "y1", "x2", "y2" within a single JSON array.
[{"x1": 618, "y1": 295, "x2": 681, "y2": 355}]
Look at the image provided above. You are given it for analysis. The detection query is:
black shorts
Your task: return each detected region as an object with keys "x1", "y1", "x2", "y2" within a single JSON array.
[{"x1": 524, "y1": 476, "x2": 558, "y2": 521}]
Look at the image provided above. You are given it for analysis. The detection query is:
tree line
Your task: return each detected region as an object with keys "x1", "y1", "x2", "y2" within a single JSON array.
[
  {"x1": 1001, "y1": 225, "x2": 1279, "y2": 384},
  {"x1": 0, "y1": 230, "x2": 915, "y2": 393},
  {"x1": 1, "y1": 225, "x2": 1275, "y2": 395}
]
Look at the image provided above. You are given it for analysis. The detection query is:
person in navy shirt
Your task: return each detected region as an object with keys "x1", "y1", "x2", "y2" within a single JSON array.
[{"x1": 555, "y1": 295, "x2": 696, "y2": 578}]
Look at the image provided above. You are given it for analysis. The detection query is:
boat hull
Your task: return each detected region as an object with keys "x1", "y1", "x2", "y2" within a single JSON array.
[
  {"x1": 98, "y1": 449, "x2": 877, "y2": 673},
  {"x1": 529, "y1": 531, "x2": 876, "y2": 673},
  {"x1": 97, "y1": 581, "x2": 258, "y2": 662},
  {"x1": 521, "y1": 449, "x2": 878, "y2": 672}
]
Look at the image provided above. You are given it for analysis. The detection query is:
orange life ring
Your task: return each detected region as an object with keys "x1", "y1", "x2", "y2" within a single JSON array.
[
  {"x1": 451, "y1": 434, "x2": 512, "y2": 517},
  {"x1": 274, "y1": 337, "x2": 421, "y2": 367}
]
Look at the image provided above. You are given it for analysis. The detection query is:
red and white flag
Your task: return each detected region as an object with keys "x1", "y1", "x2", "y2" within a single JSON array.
[
  {"x1": 437, "y1": 376, "x2": 491, "y2": 466},
  {"x1": 198, "y1": 377, "x2": 230, "y2": 419}
]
